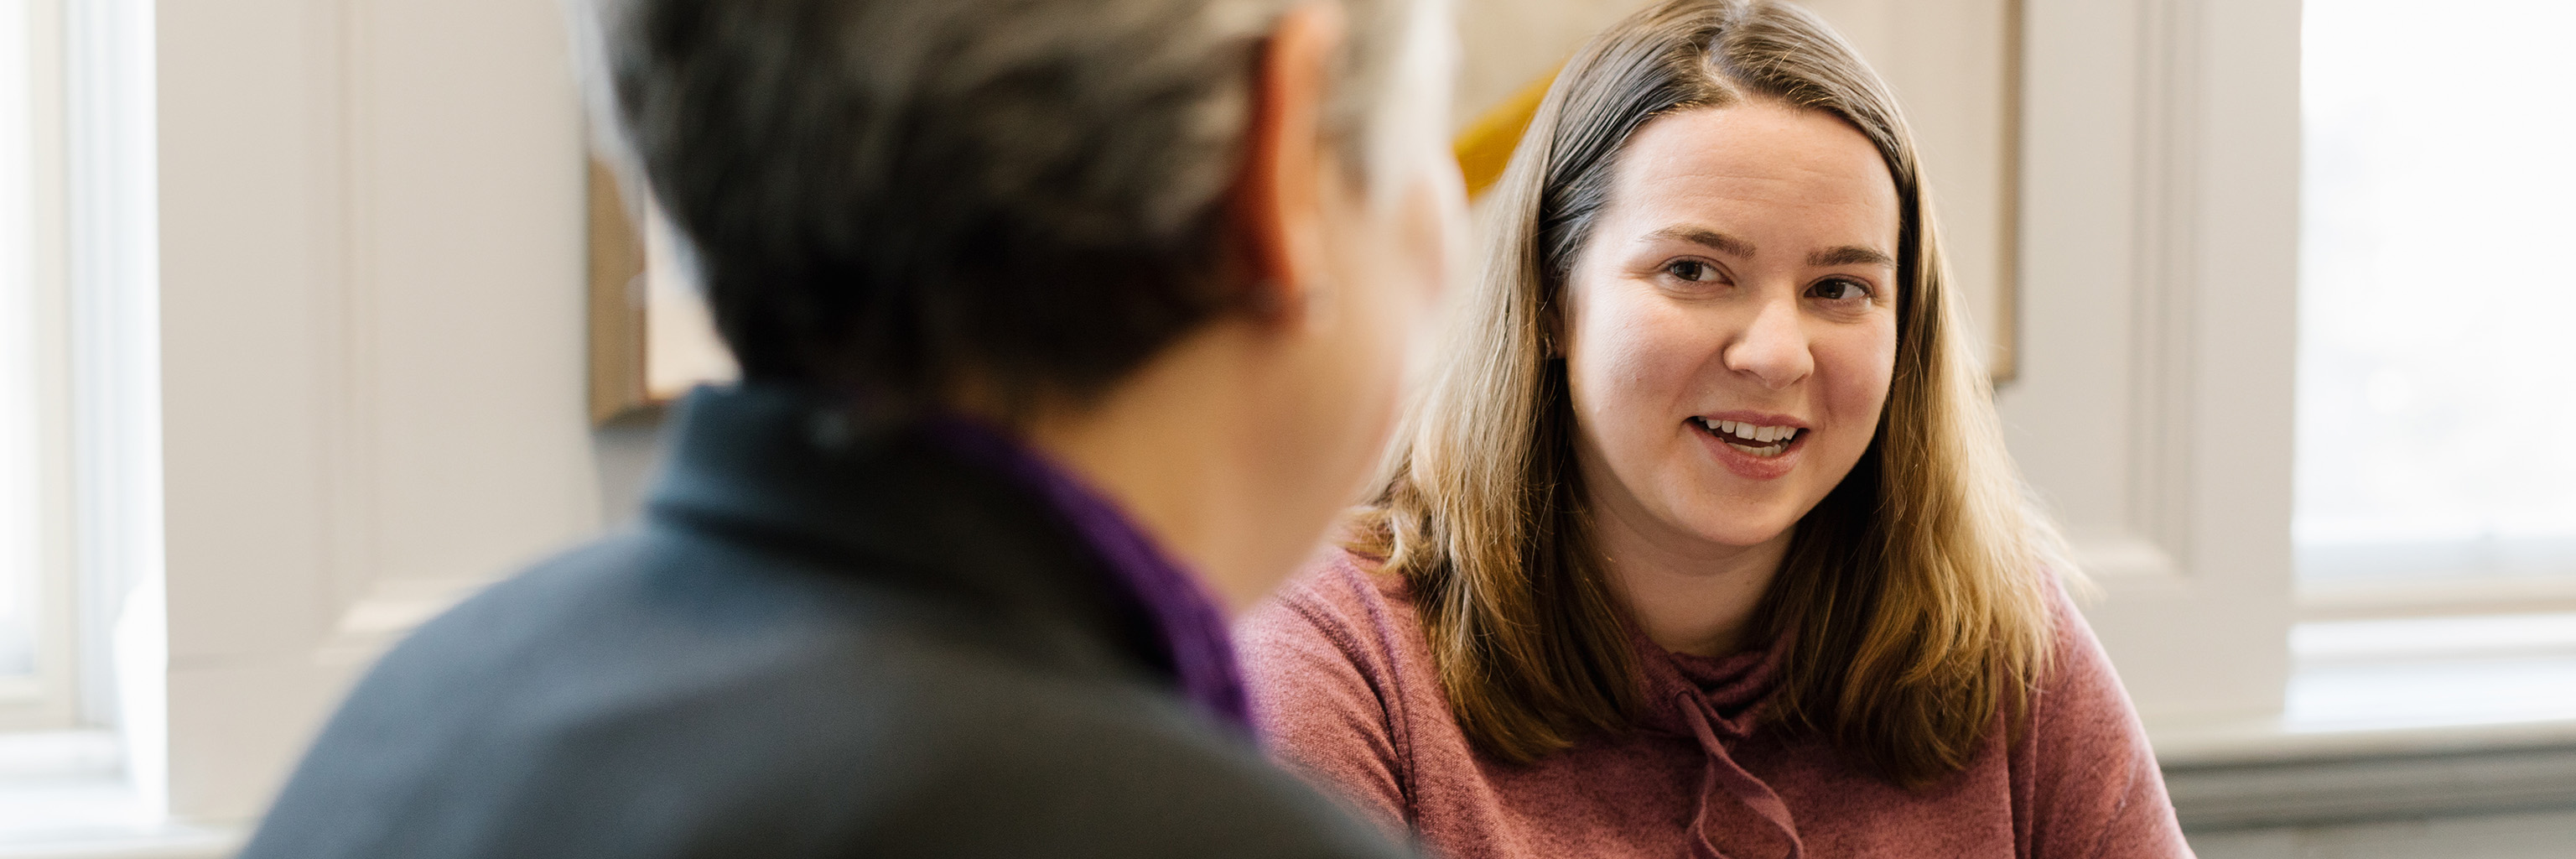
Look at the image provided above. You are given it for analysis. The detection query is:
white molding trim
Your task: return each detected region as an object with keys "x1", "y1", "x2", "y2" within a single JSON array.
[
  {"x1": 2006, "y1": 0, "x2": 2298, "y2": 726},
  {"x1": 2121, "y1": 0, "x2": 2199, "y2": 584},
  {"x1": 2072, "y1": 534, "x2": 2184, "y2": 587}
]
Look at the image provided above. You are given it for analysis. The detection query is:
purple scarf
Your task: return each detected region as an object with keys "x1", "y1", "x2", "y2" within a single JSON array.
[{"x1": 932, "y1": 418, "x2": 1254, "y2": 734}]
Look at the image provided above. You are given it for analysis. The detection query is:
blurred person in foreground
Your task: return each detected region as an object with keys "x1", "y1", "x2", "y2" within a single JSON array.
[
  {"x1": 241, "y1": 0, "x2": 1462, "y2": 854},
  {"x1": 1241, "y1": 1, "x2": 2190, "y2": 856}
]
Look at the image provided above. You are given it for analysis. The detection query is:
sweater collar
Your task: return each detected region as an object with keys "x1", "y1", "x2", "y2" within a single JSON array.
[
  {"x1": 1631, "y1": 625, "x2": 1807, "y2": 859},
  {"x1": 1633, "y1": 624, "x2": 1790, "y2": 740}
]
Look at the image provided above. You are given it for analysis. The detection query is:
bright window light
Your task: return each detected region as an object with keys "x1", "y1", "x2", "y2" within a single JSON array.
[
  {"x1": 0, "y1": 0, "x2": 37, "y2": 682},
  {"x1": 2295, "y1": 0, "x2": 2576, "y2": 585}
]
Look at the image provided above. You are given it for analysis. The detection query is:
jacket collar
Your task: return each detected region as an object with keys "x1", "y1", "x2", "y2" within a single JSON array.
[{"x1": 642, "y1": 382, "x2": 1166, "y2": 679}]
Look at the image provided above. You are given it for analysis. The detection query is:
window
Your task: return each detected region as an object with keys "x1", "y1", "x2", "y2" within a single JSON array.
[
  {"x1": 0, "y1": 0, "x2": 70, "y2": 731},
  {"x1": 0, "y1": 5, "x2": 33, "y2": 683},
  {"x1": 2287, "y1": 0, "x2": 2576, "y2": 734},
  {"x1": 2295, "y1": 0, "x2": 2576, "y2": 614}
]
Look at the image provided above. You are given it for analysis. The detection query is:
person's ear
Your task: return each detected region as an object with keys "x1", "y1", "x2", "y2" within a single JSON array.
[{"x1": 1231, "y1": 1, "x2": 1345, "y2": 325}]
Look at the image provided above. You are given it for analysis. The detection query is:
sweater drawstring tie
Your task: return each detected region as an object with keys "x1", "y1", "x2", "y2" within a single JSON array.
[{"x1": 1676, "y1": 690, "x2": 1805, "y2": 859}]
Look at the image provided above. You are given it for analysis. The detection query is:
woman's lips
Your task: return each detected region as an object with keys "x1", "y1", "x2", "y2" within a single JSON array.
[{"x1": 1689, "y1": 417, "x2": 1806, "y2": 481}]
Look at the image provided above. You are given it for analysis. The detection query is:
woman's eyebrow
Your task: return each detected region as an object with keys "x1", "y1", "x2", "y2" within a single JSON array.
[
  {"x1": 1645, "y1": 226, "x2": 1757, "y2": 258},
  {"x1": 1808, "y1": 245, "x2": 1896, "y2": 268}
]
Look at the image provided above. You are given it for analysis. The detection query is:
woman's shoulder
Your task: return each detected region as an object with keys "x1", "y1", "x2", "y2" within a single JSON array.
[
  {"x1": 2011, "y1": 575, "x2": 2193, "y2": 854},
  {"x1": 1235, "y1": 546, "x2": 1455, "y2": 726},
  {"x1": 1239, "y1": 547, "x2": 1425, "y2": 661},
  {"x1": 2033, "y1": 572, "x2": 2119, "y2": 698},
  {"x1": 1236, "y1": 548, "x2": 1437, "y2": 836},
  {"x1": 2018, "y1": 569, "x2": 2160, "y2": 773}
]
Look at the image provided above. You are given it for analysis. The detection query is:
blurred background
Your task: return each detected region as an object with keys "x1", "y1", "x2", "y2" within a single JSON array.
[{"x1": 0, "y1": 0, "x2": 2565, "y2": 856}]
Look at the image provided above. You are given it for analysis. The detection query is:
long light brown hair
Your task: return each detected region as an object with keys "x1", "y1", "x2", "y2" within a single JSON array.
[{"x1": 1349, "y1": 0, "x2": 2066, "y2": 785}]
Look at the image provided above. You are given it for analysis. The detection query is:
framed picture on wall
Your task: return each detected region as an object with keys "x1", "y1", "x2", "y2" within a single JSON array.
[{"x1": 586, "y1": 160, "x2": 737, "y2": 424}]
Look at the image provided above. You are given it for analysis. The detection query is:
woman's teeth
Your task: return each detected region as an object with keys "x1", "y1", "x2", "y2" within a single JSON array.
[{"x1": 1696, "y1": 418, "x2": 1801, "y2": 457}]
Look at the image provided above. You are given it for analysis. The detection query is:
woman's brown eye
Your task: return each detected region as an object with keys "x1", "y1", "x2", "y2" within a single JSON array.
[
  {"x1": 1666, "y1": 260, "x2": 1712, "y2": 281},
  {"x1": 1810, "y1": 279, "x2": 1871, "y2": 301}
]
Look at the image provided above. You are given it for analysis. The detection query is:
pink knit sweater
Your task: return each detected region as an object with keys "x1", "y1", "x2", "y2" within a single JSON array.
[{"x1": 1239, "y1": 552, "x2": 2193, "y2": 859}]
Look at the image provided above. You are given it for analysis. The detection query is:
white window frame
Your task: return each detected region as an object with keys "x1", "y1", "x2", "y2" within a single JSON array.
[
  {"x1": 64, "y1": 0, "x2": 164, "y2": 796},
  {"x1": 0, "y1": 0, "x2": 187, "y2": 848},
  {"x1": 0, "y1": 0, "x2": 78, "y2": 734},
  {"x1": 2004, "y1": 0, "x2": 2301, "y2": 733},
  {"x1": 2014, "y1": 0, "x2": 2576, "y2": 771}
]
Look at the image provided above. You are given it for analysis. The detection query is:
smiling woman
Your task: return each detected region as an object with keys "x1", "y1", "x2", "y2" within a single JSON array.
[{"x1": 1238, "y1": 1, "x2": 2190, "y2": 856}]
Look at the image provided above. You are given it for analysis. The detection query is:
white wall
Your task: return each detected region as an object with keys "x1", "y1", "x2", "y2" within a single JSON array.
[
  {"x1": 148, "y1": 0, "x2": 614, "y2": 823},
  {"x1": 1452, "y1": 0, "x2": 1647, "y2": 131}
]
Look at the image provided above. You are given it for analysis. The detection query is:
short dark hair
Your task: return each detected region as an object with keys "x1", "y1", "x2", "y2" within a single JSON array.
[{"x1": 574, "y1": 0, "x2": 1423, "y2": 414}]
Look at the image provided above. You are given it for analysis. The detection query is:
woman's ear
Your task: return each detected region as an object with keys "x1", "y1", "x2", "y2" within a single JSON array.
[{"x1": 1230, "y1": 2, "x2": 1345, "y2": 324}]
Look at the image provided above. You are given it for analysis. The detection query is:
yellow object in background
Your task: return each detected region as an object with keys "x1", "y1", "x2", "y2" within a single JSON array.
[{"x1": 1454, "y1": 71, "x2": 1555, "y2": 198}]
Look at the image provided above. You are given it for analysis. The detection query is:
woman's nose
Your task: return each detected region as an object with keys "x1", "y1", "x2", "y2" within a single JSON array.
[{"x1": 1722, "y1": 295, "x2": 1813, "y2": 389}]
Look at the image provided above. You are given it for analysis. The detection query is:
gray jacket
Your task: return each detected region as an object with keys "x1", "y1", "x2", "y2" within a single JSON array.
[{"x1": 241, "y1": 384, "x2": 1410, "y2": 858}]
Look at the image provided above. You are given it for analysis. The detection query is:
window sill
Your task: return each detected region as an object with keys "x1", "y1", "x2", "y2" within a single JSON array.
[
  {"x1": 2154, "y1": 641, "x2": 2576, "y2": 831},
  {"x1": 0, "y1": 826, "x2": 242, "y2": 859},
  {"x1": 0, "y1": 732, "x2": 240, "y2": 859},
  {"x1": 2300, "y1": 575, "x2": 2576, "y2": 622},
  {"x1": 2158, "y1": 724, "x2": 2576, "y2": 833}
]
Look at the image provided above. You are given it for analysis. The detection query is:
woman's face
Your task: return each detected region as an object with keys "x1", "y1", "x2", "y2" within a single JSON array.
[{"x1": 1561, "y1": 101, "x2": 1901, "y2": 555}]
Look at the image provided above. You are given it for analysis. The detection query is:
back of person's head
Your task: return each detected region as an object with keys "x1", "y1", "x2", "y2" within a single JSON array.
[
  {"x1": 569, "y1": 0, "x2": 1448, "y2": 414},
  {"x1": 1358, "y1": 0, "x2": 2065, "y2": 786}
]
